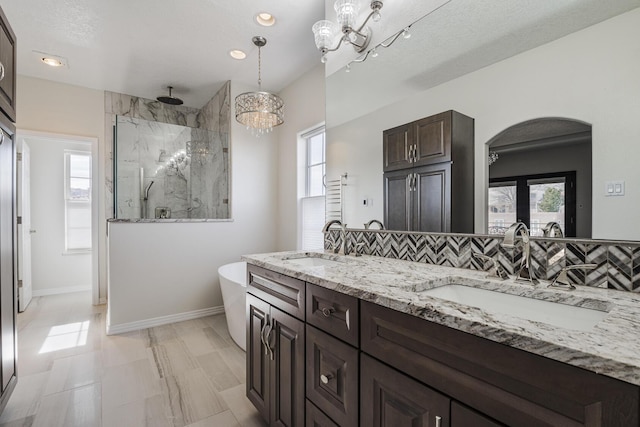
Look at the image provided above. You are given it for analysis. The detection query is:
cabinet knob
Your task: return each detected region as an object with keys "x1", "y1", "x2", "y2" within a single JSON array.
[
  {"x1": 321, "y1": 307, "x2": 335, "y2": 317},
  {"x1": 320, "y1": 374, "x2": 333, "y2": 384}
]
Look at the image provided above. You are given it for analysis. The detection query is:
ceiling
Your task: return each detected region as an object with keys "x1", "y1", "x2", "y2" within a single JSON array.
[
  {"x1": 1, "y1": 0, "x2": 324, "y2": 108},
  {"x1": 3, "y1": 1, "x2": 640, "y2": 111}
]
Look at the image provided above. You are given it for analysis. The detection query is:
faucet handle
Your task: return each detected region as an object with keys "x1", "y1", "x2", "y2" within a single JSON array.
[
  {"x1": 548, "y1": 264, "x2": 597, "y2": 290},
  {"x1": 472, "y1": 253, "x2": 509, "y2": 280}
]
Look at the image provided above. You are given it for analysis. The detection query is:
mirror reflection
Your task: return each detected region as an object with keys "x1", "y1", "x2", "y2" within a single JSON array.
[{"x1": 325, "y1": 1, "x2": 640, "y2": 241}]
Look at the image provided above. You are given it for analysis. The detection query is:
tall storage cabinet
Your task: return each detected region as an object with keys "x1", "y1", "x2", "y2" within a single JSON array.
[
  {"x1": 0, "y1": 3, "x2": 17, "y2": 414},
  {"x1": 383, "y1": 110, "x2": 474, "y2": 233}
]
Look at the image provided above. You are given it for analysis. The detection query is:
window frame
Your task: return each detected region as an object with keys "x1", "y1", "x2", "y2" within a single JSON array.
[
  {"x1": 304, "y1": 127, "x2": 326, "y2": 198},
  {"x1": 299, "y1": 125, "x2": 326, "y2": 251},
  {"x1": 64, "y1": 150, "x2": 92, "y2": 253}
]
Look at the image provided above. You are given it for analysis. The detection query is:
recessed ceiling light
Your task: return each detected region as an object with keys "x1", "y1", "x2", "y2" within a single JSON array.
[
  {"x1": 229, "y1": 49, "x2": 247, "y2": 60},
  {"x1": 41, "y1": 57, "x2": 64, "y2": 67},
  {"x1": 256, "y1": 12, "x2": 276, "y2": 27}
]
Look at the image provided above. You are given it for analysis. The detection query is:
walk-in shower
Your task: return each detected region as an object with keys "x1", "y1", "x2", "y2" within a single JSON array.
[{"x1": 114, "y1": 116, "x2": 229, "y2": 219}]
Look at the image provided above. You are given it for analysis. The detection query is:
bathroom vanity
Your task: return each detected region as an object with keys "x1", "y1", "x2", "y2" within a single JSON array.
[{"x1": 244, "y1": 251, "x2": 640, "y2": 427}]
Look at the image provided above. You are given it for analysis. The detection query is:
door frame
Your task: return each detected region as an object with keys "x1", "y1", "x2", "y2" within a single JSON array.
[{"x1": 16, "y1": 130, "x2": 100, "y2": 305}]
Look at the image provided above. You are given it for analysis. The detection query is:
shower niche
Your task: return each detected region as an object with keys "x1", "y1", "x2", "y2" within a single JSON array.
[{"x1": 114, "y1": 115, "x2": 229, "y2": 220}]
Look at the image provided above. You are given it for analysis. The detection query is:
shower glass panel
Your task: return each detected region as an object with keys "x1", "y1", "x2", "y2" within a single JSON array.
[{"x1": 114, "y1": 116, "x2": 229, "y2": 220}]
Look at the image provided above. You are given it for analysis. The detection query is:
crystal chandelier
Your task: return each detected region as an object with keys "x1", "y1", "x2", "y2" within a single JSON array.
[
  {"x1": 235, "y1": 36, "x2": 284, "y2": 135},
  {"x1": 488, "y1": 151, "x2": 499, "y2": 166},
  {"x1": 312, "y1": 0, "x2": 384, "y2": 63}
]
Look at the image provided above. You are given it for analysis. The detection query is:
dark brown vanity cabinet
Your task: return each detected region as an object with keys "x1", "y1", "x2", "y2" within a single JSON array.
[
  {"x1": 383, "y1": 110, "x2": 474, "y2": 233},
  {"x1": 247, "y1": 265, "x2": 305, "y2": 427}
]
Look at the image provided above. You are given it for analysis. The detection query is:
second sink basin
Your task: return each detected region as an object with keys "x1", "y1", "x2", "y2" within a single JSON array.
[
  {"x1": 287, "y1": 257, "x2": 344, "y2": 267},
  {"x1": 422, "y1": 284, "x2": 609, "y2": 331}
]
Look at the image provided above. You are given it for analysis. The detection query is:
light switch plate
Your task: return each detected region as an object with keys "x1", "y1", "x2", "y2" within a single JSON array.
[{"x1": 605, "y1": 180, "x2": 625, "y2": 196}]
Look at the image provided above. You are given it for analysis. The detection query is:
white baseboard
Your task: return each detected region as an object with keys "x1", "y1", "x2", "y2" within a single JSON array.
[
  {"x1": 32, "y1": 285, "x2": 92, "y2": 297},
  {"x1": 106, "y1": 306, "x2": 225, "y2": 335}
]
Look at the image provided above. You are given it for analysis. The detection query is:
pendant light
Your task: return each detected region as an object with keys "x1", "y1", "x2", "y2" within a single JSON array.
[{"x1": 235, "y1": 36, "x2": 284, "y2": 135}]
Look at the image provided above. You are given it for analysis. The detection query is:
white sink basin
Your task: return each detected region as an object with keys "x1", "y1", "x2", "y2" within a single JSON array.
[{"x1": 422, "y1": 284, "x2": 608, "y2": 331}]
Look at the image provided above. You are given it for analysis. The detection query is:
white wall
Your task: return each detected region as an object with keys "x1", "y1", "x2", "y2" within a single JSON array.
[
  {"x1": 327, "y1": 8, "x2": 640, "y2": 240},
  {"x1": 16, "y1": 76, "x2": 106, "y2": 300},
  {"x1": 276, "y1": 65, "x2": 326, "y2": 251},
  {"x1": 107, "y1": 81, "x2": 279, "y2": 331},
  {"x1": 24, "y1": 136, "x2": 92, "y2": 293}
]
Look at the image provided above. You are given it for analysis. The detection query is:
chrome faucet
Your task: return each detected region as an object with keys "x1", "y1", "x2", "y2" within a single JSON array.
[
  {"x1": 364, "y1": 219, "x2": 385, "y2": 230},
  {"x1": 322, "y1": 220, "x2": 349, "y2": 255},
  {"x1": 502, "y1": 222, "x2": 538, "y2": 284},
  {"x1": 542, "y1": 221, "x2": 564, "y2": 238},
  {"x1": 549, "y1": 264, "x2": 597, "y2": 290},
  {"x1": 472, "y1": 253, "x2": 509, "y2": 280}
]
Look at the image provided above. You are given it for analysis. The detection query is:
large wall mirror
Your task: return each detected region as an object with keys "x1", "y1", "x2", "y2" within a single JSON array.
[{"x1": 325, "y1": 0, "x2": 640, "y2": 241}]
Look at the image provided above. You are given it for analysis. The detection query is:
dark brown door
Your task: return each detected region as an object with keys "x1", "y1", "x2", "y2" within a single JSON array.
[
  {"x1": 270, "y1": 306, "x2": 305, "y2": 427},
  {"x1": 451, "y1": 402, "x2": 505, "y2": 427},
  {"x1": 246, "y1": 294, "x2": 270, "y2": 422},
  {"x1": 0, "y1": 124, "x2": 15, "y2": 393},
  {"x1": 383, "y1": 169, "x2": 411, "y2": 231},
  {"x1": 361, "y1": 354, "x2": 450, "y2": 427},
  {"x1": 414, "y1": 163, "x2": 451, "y2": 232},
  {"x1": 0, "y1": 7, "x2": 16, "y2": 122},
  {"x1": 383, "y1": 124, "x2": 412, "y2": 172},
  {"x1": 413, "y1": 111, "x2": 451, "y2": 166},
  {"x1": 306, "y1": 399, "x2": 339, "y2": 427}
]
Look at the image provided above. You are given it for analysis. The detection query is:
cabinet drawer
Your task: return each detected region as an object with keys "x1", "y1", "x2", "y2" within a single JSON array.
[
  {"x1": 248, "y1": 264, "x2": 305, "y2": 320},
  {"x1": 306, "y1": 283, "x2": 358, "y2": 346},
  {"x1": 306, "y1": 325, "x2": 358, "y2": 427},
  {"x1": 361, "y1": 353, "x2": 450, "y2": 427},
  {"x1": 361, "y1": 301, "x2": 639, "y2": 427},
  {"x1": 306, "y1": 400, "x2": 338, "y2": 427}
]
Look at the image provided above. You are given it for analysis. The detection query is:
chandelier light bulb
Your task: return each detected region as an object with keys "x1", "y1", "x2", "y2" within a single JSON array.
[
  {"x1": 372, "y1": 11, "x2": 381, "y2": 22},
  {"x1": 320, "y1": 55, "x2": 328, "y2": 64}
]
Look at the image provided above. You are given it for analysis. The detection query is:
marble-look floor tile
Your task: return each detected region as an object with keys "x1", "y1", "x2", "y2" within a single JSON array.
[
  {"x1": 161, "y1": 368, "x2": 228, "y2": 425},
  {"x1": 197, "y1": 352, "x2": 240, "y2": 392},
  {"x1": 0, "y1": 415, "x2": 35, "y2": 427},
  {"x1": 218, "y1": 345, "x2": 247, "y2": 383},
  {"x1": 44, "y1": 351, "x2": 103, "y2": 396},
  {"x1": 149, "y1": 338, "x2": 199, "y2": 378},
  {"x1": 220, "y1": 384, "x2": 267, "y2": 427},
  {"x1": 179, "y1": 328, "x2": 216, "y2": 357},
  {"x1": 0, "y1": 372, "x2": 49, "y2": 424},
  {"x1": 185, "y1": 410, "x2": 240, "y2": 427},
  {"x1": 102, "y1": 394, "x2": 172, "y2": 427},
  {"x1": 102, "y1": 359, "x2": 162, "y2": 410},
  {"x1": 32, "y1": 383, "x2": 101, "y2": 427},
  {"x1": 102, "y1": 330, "x2": 148, "y2": 368}
]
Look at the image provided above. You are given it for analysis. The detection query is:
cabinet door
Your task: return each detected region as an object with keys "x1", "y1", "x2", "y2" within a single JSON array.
[
  {"x1": 246, "y1": 294, "x2": 271, "y2": 422},
  {"x1": 270, "y1": 306, "x2": 305, "y2": 427},
  {"x1": 383, "y1": 169, "x2": 411, "y2": 231},
  {"x1": 0, "y1": 7, "x2": 16, "y2": 122},
  {"x1": 306, "y1": 325, "x2": 358, "y2": 427},
  {"x1": 383, "y1": 124, "x2": 412, "y2": 172},
  {"x1": 413, "y1": 111, "x2": 451, "y2": 166},
  {"x1": 361, "y1": 354, "x2": 450, "y2": 427},
  {"x1": 0, "y1": 125, "x2": 15, "y2": 395},
  {"x1": 414, "y1": 163, "x2": 451, "y2": 232},
  {"x1": 451, "y1": 402, "x2": 505, "y2": 427},
  {"x1": 306, "y1": 400, "x2": 339, "y2": 427}
]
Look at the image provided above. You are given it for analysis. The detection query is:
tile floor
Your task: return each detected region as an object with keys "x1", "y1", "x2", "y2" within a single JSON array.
[{"x1": 0, "y1": 291, "x2": 267, "y2": 427}]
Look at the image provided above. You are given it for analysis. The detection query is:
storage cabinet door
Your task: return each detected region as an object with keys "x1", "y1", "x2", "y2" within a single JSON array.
[
  {"x1": 451, "y1": 402, "x2": 505, "y2": 427},
  {"x1": 306, "y1": 325, "x2": 358, "y2": 427},
  {"x1": 413, "y1": 111, "x2": 451, "y2": 166},
  {"x1": 383, "y1": 124, "x2": 412, "y2": 172},
  {"x1": 270, "y1": 306, "x2": 305, "y2": 427},
  {"x1": 246, "y1": 294, "x2": 271, "y2": 422},
  {"x1": 383, "y1": 169, "x2": 411, "y2": 231},
  {"x1": 306, "y1": 400, "x2": 339, "y2": 427},
  {"x1": 0, "y1": 8, "x2": 16, "y2": 122},
  {"x1": 414, "y1": 163, "x2": 451, "y2": 232},
  {"x1": 361, "y1": 354, "x2": 449, "y2": 427}
]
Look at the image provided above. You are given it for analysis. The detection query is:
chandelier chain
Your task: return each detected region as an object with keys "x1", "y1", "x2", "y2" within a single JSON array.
[{"x1": 257, "y1": 45, "x2": 262, "y2": 89}]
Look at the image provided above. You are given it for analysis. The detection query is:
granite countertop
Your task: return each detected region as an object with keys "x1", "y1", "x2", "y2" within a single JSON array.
[{"x1": 242, "y1": 250, "x2": 640, "y2": 387}]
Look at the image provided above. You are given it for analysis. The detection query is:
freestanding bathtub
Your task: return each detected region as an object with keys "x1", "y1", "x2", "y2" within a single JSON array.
[{"x1": 218, "y1": 261, "x2": 247, "y2": 351}]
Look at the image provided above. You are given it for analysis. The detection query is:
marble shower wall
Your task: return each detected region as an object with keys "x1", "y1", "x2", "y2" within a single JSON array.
[
  {"x1": 325, "y1": 230, "x2": 640, "y2": 292},
  {"x1": 105, "y1": 81, "x2": 231, "y2": 220}
]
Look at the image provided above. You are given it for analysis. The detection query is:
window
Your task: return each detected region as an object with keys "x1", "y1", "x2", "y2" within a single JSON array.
[
  {"x1": 300, "y1": 126, "x2": 326, "y2": 250},
  {"x1": 489, "y1": 172, "x2": 576, "y2": 237},
  {"x1": 65, "y1": 152, "x2": 92, "y2": 252}
]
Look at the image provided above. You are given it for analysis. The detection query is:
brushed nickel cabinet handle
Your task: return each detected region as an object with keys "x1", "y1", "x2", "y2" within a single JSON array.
[
  {"x1": 320, "y1": 374, "x2": 333, "y2": 384},
  {"x1": 0, "y1": 62, "x2": 5, "y2": 82},
  {"x1": 435, "y1": 415, "x2": 442, "y2": 427},
  {"x1": 0, "y1": 130, "x2": 4, "y2": 146}
]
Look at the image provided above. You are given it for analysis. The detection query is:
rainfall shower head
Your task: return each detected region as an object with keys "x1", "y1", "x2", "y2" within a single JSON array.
[{"x1": 157, "y1": 86, "x2": 184, "y2": 105}]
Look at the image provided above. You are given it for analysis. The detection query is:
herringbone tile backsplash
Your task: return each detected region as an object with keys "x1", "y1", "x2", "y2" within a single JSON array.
[{"x1": 325, "y1": 230, "x2": 640, "y2": 292}]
